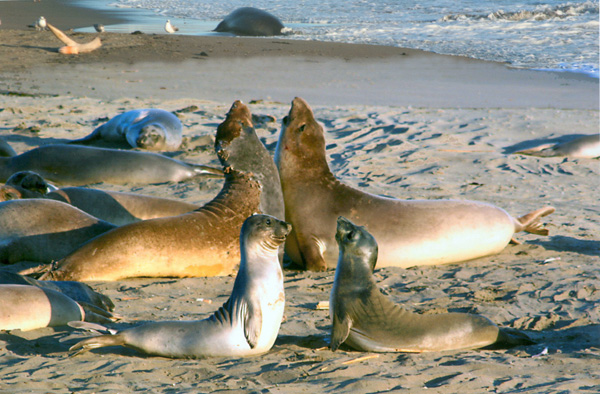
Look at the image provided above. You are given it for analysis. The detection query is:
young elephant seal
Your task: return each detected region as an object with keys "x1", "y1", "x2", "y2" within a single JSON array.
[
  {"x1": 70, "y1": 214, "x2": 291, "y2": 358},
  {"x1": 68, "y1": 109, "x2": 183, "y2": 151},
  {"x1": 214, "y1": 7, "x2": 288, "y2": 36},
  {"x1": 330, "y1": 217, "x2": 527, "y2": 353},
  {"x1": 275, "y1": 97, "x2": 555, "y2": 271},
  {"x1": 515, "y1": 134, "x2": 599, "y2": 159}
]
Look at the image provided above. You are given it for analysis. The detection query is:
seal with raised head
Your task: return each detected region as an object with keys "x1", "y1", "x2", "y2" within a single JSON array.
[
  {"x1": 68, "y1": 109, "x2": 183, "y2": 151},
  {"x1": 70, "y1": 214, "x2": 290, "y2": 358},
  {"x1": 330, "y1": 217, "x2": 527, "y2": 352},
  {"x1": 0, "y1": 143, "x2": 221, "y2": 185},
  {"x1": 0, "y1": 199, "x2": 116, "y2": 264},
  {"x1": 515, "y1": 134, "x2": 599, "y2": 159},
  {"x1": 214, "y1": 7, "x2": 288, "y2": 36},
  {"x1": 275, "y1": 97, "x2": 555, "y2": 271}
]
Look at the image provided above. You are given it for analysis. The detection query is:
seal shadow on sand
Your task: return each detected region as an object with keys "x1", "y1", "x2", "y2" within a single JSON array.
[
  {"x1": 502, "y1": 134, "x2": 592, "y2": 154},
  {"x1": 529, "y1": 235, "x2": 600, "y2": 257},
  {"x1": 0, "y1": 44, "x2": 58, "y2": 54},
  {"x1": 1, "y1": 134, "x2": 68, "y2": 149}
]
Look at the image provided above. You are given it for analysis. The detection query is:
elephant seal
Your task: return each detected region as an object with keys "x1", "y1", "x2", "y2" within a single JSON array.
[
  {"x1": 0, "y1": 138, "x2": 16, "y2": 157},
  {"x1": 0, "y1": 143, "x2": 221, "y2": 185},
  {"x1": 5, "y1": 170, "x2": 57, "y2": 197},
  {"x1": 0, "y1": 199, "x2": 116, "y2": 264},
  {"x1": 68, "y1": 109, "x2": 183, "y2": 151},
  {"x1": 41, "y1": 168, "x2": 262, "y2": 281},
  {"x1": 275, "y1": 97, "x2": 555, "y2": 271},
  {"x1": 214, "y1": 7, "x2": 288, "y2": 36},
  {"x1": 330, "y1": 217, "x2": 529, "y2": 352},
  {"x1": 0, "y1": 271, "x2": 114, "y2": 312},
  {"x1": 515, "y1": 134, "x2": 599, "y2": 159},
  {"x1": 70, "y1": 214, "x2": 290, "y2": 358}
]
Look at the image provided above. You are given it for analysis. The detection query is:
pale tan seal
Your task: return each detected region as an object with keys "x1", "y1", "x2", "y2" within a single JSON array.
[
  {"x1": 275, "y1": 97, "x2": 555, "y2": 271},
  {"x1": 70, "y1": 214, "x2": 290, "y2": 358},
  {"x1": 0, "y1": 199, "x2": 116, "y2": 264},
  {"x1": 330, "y1": 217, "x2": 530, "y2": 352},
  {"x1": 0, "y1": 284, "x2": 115, "y2": 331},
  {"x1": 0, "y1": 143, "x2": 221, "y2": 186},
  {"x1": 515, "y1": 134, "x2": 599, "y2": 159}
]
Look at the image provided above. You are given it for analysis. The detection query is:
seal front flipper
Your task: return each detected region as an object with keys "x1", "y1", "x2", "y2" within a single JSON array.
[
  {"x1": 241, "y1": 296, "x2": 262, "y2": 348},
  {"x1": 297, "y1": 234, "x2": 328, "y2": 271},
  {"x1": 330, "y1": 307, "x2": 351, "y2": 351}
]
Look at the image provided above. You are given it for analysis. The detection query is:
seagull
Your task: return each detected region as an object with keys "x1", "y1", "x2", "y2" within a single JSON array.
[
  {"x1": 35, "y1": 16, "x2": 47, "y2": 31},
  {"x1": 165, "y1": 20, "x2": 178, "y2": 33},
  {"x1": 93, "y1": 24, "x2": 105, "y2": 33}
]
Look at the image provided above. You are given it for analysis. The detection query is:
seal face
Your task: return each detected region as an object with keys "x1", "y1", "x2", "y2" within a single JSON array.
[
  {"x1": 274, "y1": 97, "x2": 554, "y2": 271},
  {"x1": 70, "y1": 214, "x2": 291, "y2": 358},
  {"x1": 330, "y1": 216, "x2": 505, "y2": 353},
  {"x1": 214, "y1": 7, "x2": 287, "y2": 36}
]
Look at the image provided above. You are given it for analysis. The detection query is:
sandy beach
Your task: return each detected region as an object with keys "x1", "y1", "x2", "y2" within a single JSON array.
[{"x1": 0, "y1": 0, "x2": 599, "y2": 392}]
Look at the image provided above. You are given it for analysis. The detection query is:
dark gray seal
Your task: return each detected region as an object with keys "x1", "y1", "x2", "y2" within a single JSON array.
[
  {"x1": 70, "y1": 214, "x2": 290, "y2": 358},
  {"x1": 214, "y1": 7, "x2": 288, "y2": 36},
  {"x1": 0, "y1": 144, "x2": 221, "y2": 185},
  {"x1": 330, "y1": 216, "x2": 529, "y2": 352}
]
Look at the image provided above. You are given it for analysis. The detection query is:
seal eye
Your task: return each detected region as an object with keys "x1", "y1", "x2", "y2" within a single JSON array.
[
  {"x1": 299, "y1": 124, "x2": 306, "y2": 133},
  {"x1": 346, "y1": 231, "x2": 354, "y2": 241},
  {"x1": 283, "y1": 116, "x2": 289, "y2": 125},
  {"x1": 265, "y1": 218, "x2": 272, "y2": 226}
]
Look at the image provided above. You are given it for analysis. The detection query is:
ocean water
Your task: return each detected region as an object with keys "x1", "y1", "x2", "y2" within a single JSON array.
[{"x1": 82, "y1": 0, "x2": 599, "y2": 78}]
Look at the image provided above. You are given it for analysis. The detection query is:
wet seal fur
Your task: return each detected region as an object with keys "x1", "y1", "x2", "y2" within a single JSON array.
[
  {"x1": 330, "y1": 217, "x2": 531, "y2": 352},
  {"x1": 0, "y1": 143, "x2": 221, "y2": 186},
  {"x1": 70, "y1": 214, "x2": 290, "y2": 358},
  {"x1": 275, "y1": 97, "x2": 555, "y2": 271},
  {"x1": 214, "y1": 7, "x2": 288, "y2": 36},
  {"x1": 68, "y1": 109, "x2": 183, "y2": 151}
]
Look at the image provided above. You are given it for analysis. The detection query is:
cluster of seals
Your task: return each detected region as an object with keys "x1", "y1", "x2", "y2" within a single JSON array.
[
  {"x1": 329, "y1": 217, "x2": 529, "y2": 352},
  {"x1": 68, "y1": 109, "x2": 183, "y2": 151},
  {"x1": 70, "y1": 214, "x2": 290, "y2": 358},
  {"x1": 274, "y1": 97, "x2": 555, "y2": 271},
  {"x1": 214, "y1": 7, "x2": 289, "y2": 36},
  {"x1": 0, "y1": 143, "x2": 221, "y2": 186}
]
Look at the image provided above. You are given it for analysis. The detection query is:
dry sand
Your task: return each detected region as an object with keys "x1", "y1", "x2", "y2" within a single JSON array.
[{"x1": 0, "y1": 0, "x2": 599, "y2": 392}]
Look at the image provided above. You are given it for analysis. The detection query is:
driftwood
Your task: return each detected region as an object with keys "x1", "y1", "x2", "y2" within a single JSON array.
[{"x1": 47, "y1": 23, "x2": 102, "y2": 55}]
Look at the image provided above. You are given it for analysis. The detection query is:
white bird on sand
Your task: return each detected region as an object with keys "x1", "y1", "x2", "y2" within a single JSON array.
[
  {"x1": 165, "y1": 19, "x2": 178, "y2": 33},
  {"x1": 93, "y1": 24, "x2": 105, "y2": 33},
  {"x1": 36, "y1": 16, "x2": 47, "y2": 31}
]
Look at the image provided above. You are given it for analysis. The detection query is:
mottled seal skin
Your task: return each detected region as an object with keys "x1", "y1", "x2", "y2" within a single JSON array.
[
  {"x1": 275, "y1": 97, "x2": 555, "y2": 271},
  {"x1": 42, "y1": 168, "x2": 262, "y2": 281},
  {"x1": 70, "y1": 214, "x2": 290, "y2": 358},
  {"x1": 0, "y1": 199, "x2": 116, "y2": 264},
  {"x1": 68, "y1": 109, "x2": 183, "y2": 151},
  {"x1": 0, "y1": 144, "x2": 222, "y2": 186},
  {"x1": 0, "y1": 271, "x2": 114, "y2": 312},
  {"x1": 330, "y1": 217, "x2": 524, "y2": 353},
  {"x1": 515, "y1": 134, "x2": 599, "y2": 159},
  {"x1": 0, "y1": 284, "x2": 85, "y2": 331},
  {"x1": 214, "y1": 7, "x2": 287, "y2": 36}
]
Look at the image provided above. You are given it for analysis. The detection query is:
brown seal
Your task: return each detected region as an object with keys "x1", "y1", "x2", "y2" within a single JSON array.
[{"x1": 275, "y1": 97, "x2": 554, "y2": 271}]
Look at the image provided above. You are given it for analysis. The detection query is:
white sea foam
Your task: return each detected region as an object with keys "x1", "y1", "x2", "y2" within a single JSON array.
[{"x1": 99, "y1": 0, "x2": 599, "y2": 77}]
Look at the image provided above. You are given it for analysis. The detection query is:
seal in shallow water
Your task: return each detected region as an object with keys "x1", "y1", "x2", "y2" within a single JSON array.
[
  {"x1": 68, "y1": 109, "x2": 183, "y2": 151},
  {"x1": 330, "y1": 217, "x2": 529, "y2": 352},
  {"x1": 70, "y1": 214, "x2": 290, "y2": 358},
  {"x1": 214, "y1": 7, "x2": 288, "y2": 36},
  {"x1": 274, "y1": 97, "x2": 555, "y2": 271}
]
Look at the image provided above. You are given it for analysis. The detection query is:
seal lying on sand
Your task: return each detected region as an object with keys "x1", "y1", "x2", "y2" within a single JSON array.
[
  {"x1": 0, "y1": 284, "x2": 116, "y2": 331},
  {"x1": 0, "y1": 138, "x2": 16, "y2": 157},
  {"x1": 70, "y1": 214, "x2": 290, "y2": 358},
  {"x1": 3, "y1": 170, "x2": 200, "y2": 225},
  {"x1": 0, "y1": 199, "x2": 116, "y2": 264},
  {"x1": 275, "y1": 97, "x2": 555, "y2": 271},
  {"x1": 515, "y1": 134, "x2": 599, "y2": 159},
  {"x1": 330, "y1": 217, "x2": 531, "y2": 352},
  {"x1": 68, "y1": 109, "x2": 183, "y2": 151},
  {"x1": 0, "y1": 143, "x2": 221, "y2": 185},
  {"x1": 0, "y1": 271, "x2": 114, "y2": 312},
  {"x1": 214, "y1": 7, "x2": 288, "y2": 36}
]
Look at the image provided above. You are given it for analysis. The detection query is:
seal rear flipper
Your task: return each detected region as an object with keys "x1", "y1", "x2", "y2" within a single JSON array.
[
  {"x1": 191, "y1": 164, "x2": 224, "y2": 178},
  {"x1": 485, "y1": 327, "x2": 536, "y2": 349},
  {"x1": 69, "y1": 333, "x2": 126, "y2": 356},
  {"x1": 514, "y1": 206, "x2": 555, "y2": 236}
]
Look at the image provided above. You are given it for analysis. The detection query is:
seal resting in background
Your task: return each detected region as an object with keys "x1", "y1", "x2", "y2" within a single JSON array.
[
  {"x1": 0, "y1": 199, "x2": 116, "y2": 264},
  {"x1": 3, "y1": 170, "x2": 200, "y2": 225},
  {"x1": 515, "y1": 134, "x2": 599, "y2": 159},
  {"x1": 330, "y1": 217, "x2": 531, "y2": 352},
  {"x1": 70, "y1": 214, "x2": 290, "y2": 358},
  {"x1": 275, "y1": 97, "x2": 555, "y2": 271},
  {"x1": 68, "y1": 109, "x2": 183, "y2": 151},
  {"x1": 0, "y1": 143, "x2": 221, "y2": 185},
  {"x1": 0, "y1": 284, "x2": 116, "y2": 331},
  {"x1": 214, "y1": 7, "x2": 288, "y2": 36},
  {"x1": 0, "y1": 137, "x2": 16, "y2": 157}
]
